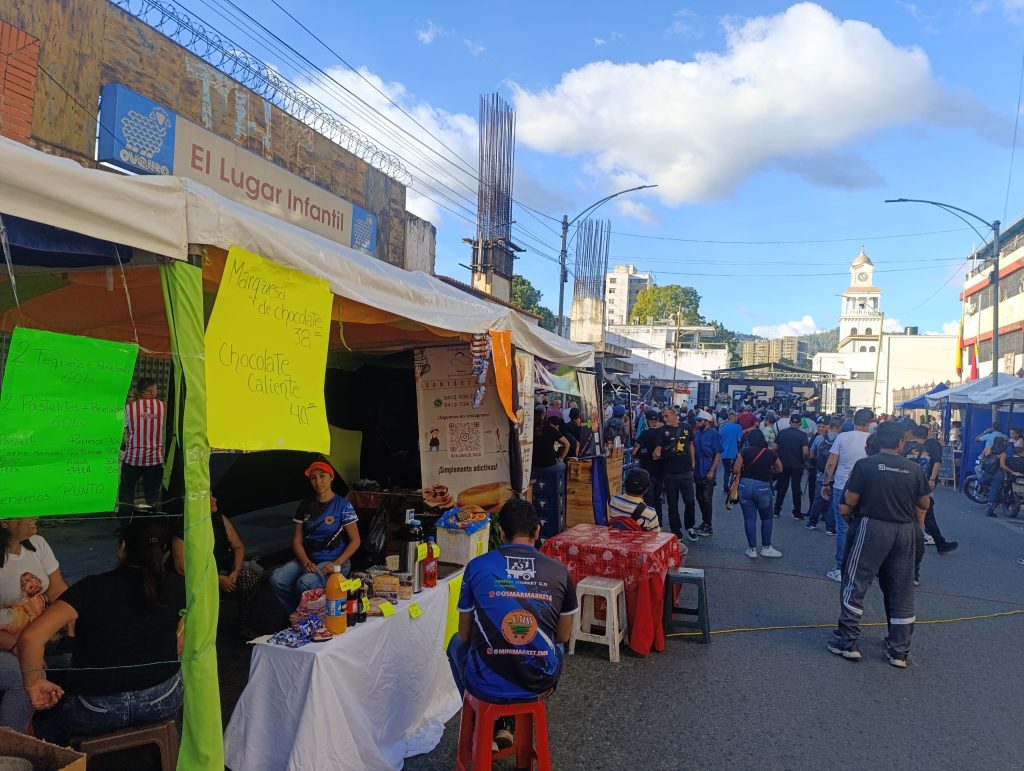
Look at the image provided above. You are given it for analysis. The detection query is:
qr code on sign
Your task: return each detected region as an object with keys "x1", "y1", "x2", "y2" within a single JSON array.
[{"x1": 448, "y1": 421, "x2": 483, "y2": 458}]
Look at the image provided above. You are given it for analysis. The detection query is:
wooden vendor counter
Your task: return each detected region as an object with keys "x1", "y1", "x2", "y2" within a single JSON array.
[{"x1": 566, "y1": 447, "x2": 624, "y2": 528}]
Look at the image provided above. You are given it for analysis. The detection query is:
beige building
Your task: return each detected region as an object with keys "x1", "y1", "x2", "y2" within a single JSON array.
[
  {"x1": 740, "y1": 337, "x2": 805, "y2": 366},
  {"x1": 605, "y1": 264, "x2": 654, "y2": 325}
]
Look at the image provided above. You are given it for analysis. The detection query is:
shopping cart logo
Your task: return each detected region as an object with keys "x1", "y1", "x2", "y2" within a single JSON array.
[
  {"x1": 505, "y1": 556, "x2": 536, "y2": 582},
  {"x1": 98, "y1": 84, "x2": 177, "y2": 176},
  {"x1": 350, "y1": 204, "x2": 378, "y2": 255}
]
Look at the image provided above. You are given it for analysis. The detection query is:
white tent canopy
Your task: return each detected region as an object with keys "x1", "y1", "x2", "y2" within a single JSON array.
[
  {"x1": 966, "y1": 377, "x2": 1024, "y2": 405},
  {"x1": 0, "y1": 137, "x2": 593, "y2": 368},
  {"x1": 925, "y1": 375, "x2": 1000, "y2": 407}
]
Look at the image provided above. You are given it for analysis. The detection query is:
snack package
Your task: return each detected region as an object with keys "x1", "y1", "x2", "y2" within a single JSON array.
[
  {"x1": 437, "y1": 505, "x2": 490, "y2": 534},
  {"x1": 289, "y1": 587, "x2": 327, "y2": 626}
]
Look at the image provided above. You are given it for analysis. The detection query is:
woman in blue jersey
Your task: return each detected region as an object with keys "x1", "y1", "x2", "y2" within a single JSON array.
[{"x1": 270, "y1": 461, "x2": 360, "y2": 613}]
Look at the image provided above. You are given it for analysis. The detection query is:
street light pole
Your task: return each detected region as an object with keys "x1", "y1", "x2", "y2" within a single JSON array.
[
  {"x1": 885, "y1": 198, "x2": 1002, "y2": 419},
  {"x1": 556, "y1": 184, "x2": 658, "y2": 337}
]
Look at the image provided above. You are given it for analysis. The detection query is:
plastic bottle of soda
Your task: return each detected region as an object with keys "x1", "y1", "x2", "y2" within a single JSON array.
[
  {"x1": 325, "y1": 565, "x2": 347, "y2": 635},
  {"x1": 354, "y1": 581, "x2": 367, "y2": 624},
  {"x1": 346, "y1": 580, "x2": 360, "y2": 627},
  {"x1": 422, "y1": 537, "x2": 438, "y2": 589}
]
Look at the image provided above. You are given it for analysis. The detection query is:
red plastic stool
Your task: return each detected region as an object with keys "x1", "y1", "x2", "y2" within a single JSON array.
[{"x1": 455, "y1": 692, "x2": 551, "y2": 771}]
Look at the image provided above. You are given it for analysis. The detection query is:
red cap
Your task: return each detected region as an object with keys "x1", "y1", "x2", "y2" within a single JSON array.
[{"x1": 304, "y1": 461, "x2": 335, "y2": 479}]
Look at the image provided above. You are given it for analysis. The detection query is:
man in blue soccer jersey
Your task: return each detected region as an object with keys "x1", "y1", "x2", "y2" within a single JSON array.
[{"x1": 447, "y1": 498, "x2": 578, "y2": 750}]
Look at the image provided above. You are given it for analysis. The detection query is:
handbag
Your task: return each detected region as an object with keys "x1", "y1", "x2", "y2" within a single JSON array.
[{"x1": 728, "y1": 449, "x2": 766, "y2": 508}]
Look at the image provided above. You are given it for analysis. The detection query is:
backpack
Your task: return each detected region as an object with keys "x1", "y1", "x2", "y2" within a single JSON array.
[
  {"x1": 981, "y1": 451, "x2": 1002, "y2": 474},
  {"x1": 815, "y1": 434, "x2": 836, "y2": 473}
]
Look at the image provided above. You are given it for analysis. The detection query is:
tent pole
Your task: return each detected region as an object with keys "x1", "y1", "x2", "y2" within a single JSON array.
[{"x1": 160, "y1": 259, "x2": 222, "y2": 770}]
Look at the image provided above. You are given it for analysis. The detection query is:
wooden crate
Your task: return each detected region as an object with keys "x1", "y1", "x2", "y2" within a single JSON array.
[{"x1": 566, "y1": 449, "x2": 624, "y2": 528}]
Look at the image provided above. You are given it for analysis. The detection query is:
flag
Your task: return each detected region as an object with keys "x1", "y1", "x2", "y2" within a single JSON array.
[
  {"x1": 970, "y1": 340, "x2": 979, "y2": 381},
  {"x1": 955, "y1": 316, "x2": 964, "y2": 378}
]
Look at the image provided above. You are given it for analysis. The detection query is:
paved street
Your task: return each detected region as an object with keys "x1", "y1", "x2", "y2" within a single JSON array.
[{"x1": 406, "y1": 486, "x2": 1024, "y2": 770}]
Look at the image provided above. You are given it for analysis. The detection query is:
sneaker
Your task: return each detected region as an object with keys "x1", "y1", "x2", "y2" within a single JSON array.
[
  {"x1": 494, "y1": 726, "x2": 514, "y2": 750},
  {"x1": 825, "y1": 529, "x2": 836, "y2": 536},
  {"x1": 826, "y1": 568, "x2": 842, "y2": 582},
  {"x1": 745, "y1": 547, "x2": 758, "y2": 559},
  {"x1": 936, "y1": 541, "x2": 959, "y2": 554},
  {"x1": 986, "y1": 507, "x2": 997, "y2": 518},
  {"x1": 884, "y1": 646, "x2": 908, "y2": 669},
  {"x1": 686, "y1": 528, "x2": 698, "y2": 542},
  {"x1": 760, "y1": 545, "x2": 782, "y2": 558},
  {"x1": 827, "y1": 641, "x2": 862, "y2": 661},
  {"x1": 793, "y1": 512, "x2": 805, "y2": 520},
  {"x1": 773, "y1": 512, "x2": 781, "y2": 518},
  {"x1": 696, "y1": 523, "x2": 713, "y2": 537},
  {"x1": 923, "y1": 533, "x2": 935, "y2": 545},
  {"x1": 914, "y1": 578, "x2": 920, "y2": 587},
  {"x1": 804, "y1": 522, "x2": 817, "y2": 530}
]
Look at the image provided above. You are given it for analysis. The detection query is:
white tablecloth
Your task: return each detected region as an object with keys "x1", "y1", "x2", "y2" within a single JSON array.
[{"x1": 223, "y1": 573, "x2": 463, "y2": 771}]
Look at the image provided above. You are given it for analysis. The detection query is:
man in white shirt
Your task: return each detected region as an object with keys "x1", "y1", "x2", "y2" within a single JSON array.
[{"x1": 821, "y1": 408, "x2": 873, "y2": 582}]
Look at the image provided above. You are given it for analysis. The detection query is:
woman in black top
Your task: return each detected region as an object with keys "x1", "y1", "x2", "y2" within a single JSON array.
[
  {"x1": 19, "y1": 521, "x2": 185, "y2": 744},
  {"x1": 731, "y1": 429, "x2": 784, "y2": 559}
]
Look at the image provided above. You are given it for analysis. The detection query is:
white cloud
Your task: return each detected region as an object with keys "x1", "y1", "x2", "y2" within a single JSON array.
[
  {"x1": 883, "y1": 317, "x2": 904, "y2": 333},
  {"x1": 293, "y1": 65, "x2": 478, "y2": 226},
  {"x1": 593, "y1": 37, "x2": 607, "y2": 47},
  {"x1": 926, "y1": 320, "x2": 961, "y2": 335},
  {"x1": 665, "y1": 10, "x2": 699, "y2": 37},
  {"x1": 615, "y1": 199, "x2": 661, "y2": 225},
  {"x1": 512, "y1": 3, "x2": 1005, "y2": 206},
  {"x1": 416, "y1": 20, "x2": 447, "y2": 44},
  {"x1": 752, "y1": 315, "x2": 821, "y2": 338},
  {"x1": 464, "y1": 39, "x2": 485, "y2": 56}
]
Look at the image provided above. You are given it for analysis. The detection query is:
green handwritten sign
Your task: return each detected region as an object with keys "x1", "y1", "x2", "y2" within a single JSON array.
[{"x1": 0, "y1": 328, "x2": 138, "y2": 517}]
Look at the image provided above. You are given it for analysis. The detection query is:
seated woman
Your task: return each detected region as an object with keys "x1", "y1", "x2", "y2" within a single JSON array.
[
  {"x1": 0, "y1": 518, "x2": 68, "y2": 731},
  {"x1": 18, "y1": 521, "x2": 185, "y2": 744},
  {"x1": 269, "y1": 461, "x2": 361, "y2": 613},
  {"x1": 171, "y1": 496, "x2": 261, "y2": 638}
]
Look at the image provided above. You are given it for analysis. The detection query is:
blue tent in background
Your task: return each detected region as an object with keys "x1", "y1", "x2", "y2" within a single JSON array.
[{"x1": 894, "y1": 383, "x2": 949, "y2": 410}]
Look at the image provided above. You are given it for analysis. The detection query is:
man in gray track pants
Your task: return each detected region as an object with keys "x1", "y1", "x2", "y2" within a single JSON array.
[{"x1": 828, "y1": 422, "x2": 931, "y2": 668}]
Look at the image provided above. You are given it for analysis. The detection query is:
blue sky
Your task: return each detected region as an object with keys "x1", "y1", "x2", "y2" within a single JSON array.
[{"x1": 176, "y1": 0, "x2": 1024, "y2": 337}]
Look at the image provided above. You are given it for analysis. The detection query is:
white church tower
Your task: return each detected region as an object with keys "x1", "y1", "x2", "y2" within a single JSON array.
[{"x1": 837, "y1": 249, "x2": 882, "y2": 353}]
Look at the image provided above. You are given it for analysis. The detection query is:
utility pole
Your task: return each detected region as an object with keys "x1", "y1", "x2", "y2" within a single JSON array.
[
  {"x1": 871, "y1": 310, "x2": 885, "y2": 413},
  {"x1": 670, "y1": 307, "x2": 681, "y2": 402},
  {"x1": 885, "y1": 199, "x2": 1001, "y2": 421}
]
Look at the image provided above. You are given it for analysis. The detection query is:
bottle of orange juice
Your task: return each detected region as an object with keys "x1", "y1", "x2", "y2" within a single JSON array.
[{"x1": 325, "y1": 565, "x2": 348, "y2": 635}]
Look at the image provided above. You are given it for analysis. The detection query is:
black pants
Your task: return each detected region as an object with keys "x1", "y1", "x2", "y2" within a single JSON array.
[
  {"x1": 643, "y1": 469, "x2": 665, "y2": 526},
  {"x1": 774, "y1": 467, "x2": 804, "y2": 515},
  {"x1": 914, "y1": 498, "x2": 948, "y2": 578},
  {"x1": 118, "y1": 463, "x2": 162, "y2": 515},
  {"x1": 722, "y1": 457, "x2": 737, "y2": 492},
  {"x1": 806, "y1": 465, "x2": 817, "y2": 497},
  {"x1": 694, "y1": 477, "x2": 715, "y2": 527},
  {"x1": 663, "y1": 472, "x2": 696, "y2": 536}
]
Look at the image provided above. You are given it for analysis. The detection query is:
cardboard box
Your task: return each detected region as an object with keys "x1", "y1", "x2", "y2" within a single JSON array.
[
  {"x1": 436, "y1": 522, "x2": 490, "y2": 566},
  {"x1": 0, "y1": 727, "x2": 86, "y2": 771}
]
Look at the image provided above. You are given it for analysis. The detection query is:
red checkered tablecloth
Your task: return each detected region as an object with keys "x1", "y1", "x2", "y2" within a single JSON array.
[{"x1": 541, "y1": 524, "x2": 682, "y2": 655}]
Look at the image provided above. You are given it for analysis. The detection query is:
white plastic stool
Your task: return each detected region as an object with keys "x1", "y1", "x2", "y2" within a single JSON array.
[{"x1": 569, "y1": 576, "x2": 627, "y2": 662}]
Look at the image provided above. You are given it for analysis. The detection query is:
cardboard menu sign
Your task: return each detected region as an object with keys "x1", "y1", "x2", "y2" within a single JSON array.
[
  {"x1": 0, "y1": 328, "x2": 137, "y2": 516},
  {"x1": 205, "y1": 246, "x2": 332, "y2": 452},
  {"x1": 414, "y1": 345, "x2": 512, "y2": 516}
]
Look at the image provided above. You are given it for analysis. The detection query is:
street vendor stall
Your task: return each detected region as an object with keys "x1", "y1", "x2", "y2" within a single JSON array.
[{"x1": 0, "y1": 135, "x2": 593, "y2": 769}]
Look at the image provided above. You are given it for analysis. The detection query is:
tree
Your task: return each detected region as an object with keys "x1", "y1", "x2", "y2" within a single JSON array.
[
  {"x1": 510, "y1": 275, "x2": 556, "y2": 331},
  {"x1": 629, "y1": 285, "x2": 703, "y2": 325}
]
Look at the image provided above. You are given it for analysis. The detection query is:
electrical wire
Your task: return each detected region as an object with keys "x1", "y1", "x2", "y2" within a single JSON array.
[
  {"x1": 1004, "y1": 41, "x2": 1024, "y2": 221},
  {"x1": 606, "y1": 226, "x2": 973, "y2": 245}
]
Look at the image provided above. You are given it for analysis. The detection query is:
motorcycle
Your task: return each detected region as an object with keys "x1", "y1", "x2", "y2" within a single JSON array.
[{"x1": 963, "y1": 459, "x2": 1021, "y2": 517}]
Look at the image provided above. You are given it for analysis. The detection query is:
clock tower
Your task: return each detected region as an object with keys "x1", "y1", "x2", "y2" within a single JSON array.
[{"x1": 838, "y1": 249, "x2": 882, "y2": 353}]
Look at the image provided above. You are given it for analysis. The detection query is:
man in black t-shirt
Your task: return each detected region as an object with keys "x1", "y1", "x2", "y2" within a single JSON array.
[
  {"x1": 774, "y1": 415, "x2": 809, "y2": 518},
  {"x1": 902, "y1": 423, "x2": 958, "y2": 582},
  {"x1": 633, "y1": 410, "x2": 665, "y2": 516},
  {"x1": 828, "y1": 422, "x2": 931, "y2": 668},
  {"x1": 658, "y1": 407, "x2": 697, "y2": 541}
]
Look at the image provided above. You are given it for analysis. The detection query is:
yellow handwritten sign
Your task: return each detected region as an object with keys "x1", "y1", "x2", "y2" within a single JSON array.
[
  {"x1": 444, "y1": 573, "x2": 463, "y2": 647},
  {"x1": 379, "y1": 601, "x2": 396, "y2": 618},
  {"x1": 408, "y1": 602, "x2": 423, "y2": 619},
  {"x1": 205, "y1": 246, "x2": 332, "y2": 452},
  {"x1": 433, "y1": 543, "x2": 441, "y2": 559},
  {"x1": 361, "y1": 597, "x2": 370, "y2": 613},
  {"x1": 416, "y1": 543, "x2": 428, "y2": 562}
]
